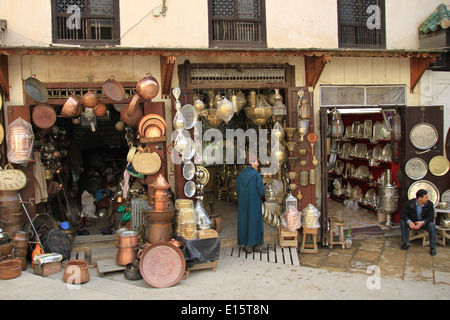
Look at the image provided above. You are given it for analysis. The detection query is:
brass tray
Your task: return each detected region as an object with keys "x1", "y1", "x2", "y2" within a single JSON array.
[
  {"x1": 407, "y1": 180, "x2": 440, "y2": 206},
  {"x1": 405, "y1": 157, "x2": 428, "y2": 180},
  {"x1": 429, "y1": 155, "x2": 450, "y2": 176},
  {"x1": 409, "y1": 123, "x2": 438, "y2": 150}
]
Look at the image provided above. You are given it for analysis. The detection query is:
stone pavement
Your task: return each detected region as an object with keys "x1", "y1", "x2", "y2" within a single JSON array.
[
  {"x1": 299, "y1": 236, "x2": 450, "y2": 286},
  {"x1": 0, "y1": 235, "x2": 449, "y2": 303}
]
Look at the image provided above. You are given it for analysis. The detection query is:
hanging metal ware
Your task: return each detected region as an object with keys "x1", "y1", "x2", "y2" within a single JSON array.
[
  {"x1": 61, "y1": 94, "x2": 82, "y2": 118},
  {"x1": 102, "y1": 76, "x2": 125, "y2": 101},
  {"x1": 136, "y1": 74, "x2": 160, "y2": 101},
  {"x1": 32, "y1": 104, "x2": 57, "y2": 129},
  {"x1": 299, "y1": 171, "x2": 309, "y2": 186},
  {"x1": 24, "y1": 75, "x2": 48, "y2": 103}
]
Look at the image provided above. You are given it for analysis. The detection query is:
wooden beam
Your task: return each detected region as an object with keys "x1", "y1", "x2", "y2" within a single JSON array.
[
  {"x1": 304, "y1": 56, "x2": 330, "y2": 88},
  {"x1": 410, "y1": 56, "x2": 437, "y2": 93},
  {"x1": 0, "y1": 55, "x2": 9, "y2": 101},
  {"x1": 160, "y1": 55, "x2": 176, "y2": 99}
]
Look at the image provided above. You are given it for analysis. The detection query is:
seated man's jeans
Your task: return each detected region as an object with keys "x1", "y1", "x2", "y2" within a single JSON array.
[{"x1": 400, "y1": 220, "x2": 436, "y2": 249}]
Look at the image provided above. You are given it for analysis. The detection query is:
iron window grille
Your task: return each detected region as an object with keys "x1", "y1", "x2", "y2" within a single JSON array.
[
  {"x1": 209, "y1": 0, "x2": 267, "y2": 48},
  {"x1": 51, "y1": 0, "x2": 120, "y2": 45},
  {"x1": 338, "y1": 0, "x2": 386, "y2": 49}
]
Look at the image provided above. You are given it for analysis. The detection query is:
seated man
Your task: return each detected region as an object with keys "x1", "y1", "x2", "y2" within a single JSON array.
[{"x1": 400, "y1": 189, "x2": 437, "y2": 256}]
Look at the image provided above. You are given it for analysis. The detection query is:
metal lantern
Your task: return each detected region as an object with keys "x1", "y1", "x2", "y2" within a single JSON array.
[
  {"x1": 299, "y1": 97, "x2": 310, "y2": 119},
  {"x1": 331, "y1": 107, "x2": 345, "y2": 139}
]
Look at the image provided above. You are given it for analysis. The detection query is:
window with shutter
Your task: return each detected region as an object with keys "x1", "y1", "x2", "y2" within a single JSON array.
[
  {"x1": 209, "y1": 0, "x2": 267, "y2": 48},
  {"x1": 338, "y1": 0, "x2": 386, "y2": 49},
  {"x1": 52, "y1": 0, "x2": 120, "y2": 45}
]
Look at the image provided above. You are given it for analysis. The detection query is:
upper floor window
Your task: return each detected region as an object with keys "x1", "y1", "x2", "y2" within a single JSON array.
[
  {"x1": 209, "y1": 0, "x2": 267, "y2": 48},
  {"x1": 51, "y1": 0, "x2": 120, "y2": 45},
  {"x1": 338, "y1": 0, "x2": 386, "y2": 49}
]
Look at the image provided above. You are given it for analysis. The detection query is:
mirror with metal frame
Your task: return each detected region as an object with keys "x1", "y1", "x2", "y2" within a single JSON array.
[
  {"x1": 184, "y1": 181, "x2": 196, "y2": 198},
  {"x1": 183, "y1": 161, "x2": 196, "y2": 180}
]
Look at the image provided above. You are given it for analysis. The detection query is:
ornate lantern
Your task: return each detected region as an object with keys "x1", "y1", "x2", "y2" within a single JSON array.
[{"x1": 331, "y1": 107, "x2": 345, "y2": 139}]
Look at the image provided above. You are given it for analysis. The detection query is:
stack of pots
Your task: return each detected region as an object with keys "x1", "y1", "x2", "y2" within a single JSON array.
[
  {"x1": 12, "y1": 231, "x2": 28, "y2": 270},
  {"x1": 0, "y1": 190, "x2": 24, "y2": 237},
  {"x1": 144, "y1": 174, "x2": 175, "y2": 244},
  {"x1": 115, "y1": 229, "x2": 139, "y2": 266}
]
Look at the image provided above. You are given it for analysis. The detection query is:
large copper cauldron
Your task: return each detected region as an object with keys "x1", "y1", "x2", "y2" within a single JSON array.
[
  {"x1": 143, "y1": 209, "x2": 175, "y2": 244},
  {"x1": 116, "y1": 230, "x2": 139, "y2": 266}
]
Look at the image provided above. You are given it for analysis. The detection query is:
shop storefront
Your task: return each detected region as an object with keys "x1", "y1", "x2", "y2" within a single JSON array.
[{"x1": 0, "y1": 47, "x2": 445, "y2": 284}]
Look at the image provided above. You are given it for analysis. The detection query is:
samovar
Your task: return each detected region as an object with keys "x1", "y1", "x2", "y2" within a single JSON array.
[{"x1": 377, "y1": 169, "x2": 398, "y2": 227}]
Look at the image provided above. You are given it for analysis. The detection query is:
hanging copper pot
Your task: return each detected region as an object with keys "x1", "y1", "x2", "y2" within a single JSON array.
[
  {"x1": 126, "y1": 93, "x2": 142, "y2": 117},
  {"x1": 136, "y1": 74, "x2": 159, "y2": 101},
  {"x1": 93, "y1": 103, "x2": 107, "y2": 117},
  {"x1": 61, "y1": 94, "x2": 82, "y2": 118},
  {"x1": 82, "y1": 90, "x2": 100, "y2": 108},
  {"x1": 121, "y1": 100, "x2": 144, "y2": 128},
  {"x1": 102, "y1": 77, "x2": 125, "y2": 102},
  {"x1": 32, "y1": 104, "x2": 57, "y2": 129}
]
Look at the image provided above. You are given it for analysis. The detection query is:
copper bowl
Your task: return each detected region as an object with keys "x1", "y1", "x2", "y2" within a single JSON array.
[
  {"x1": 62, "y1": 259, "x2": 90, "y2": 284},
  {"x1": 0, "y1": 259, "x2": 22, "y2": 280}
]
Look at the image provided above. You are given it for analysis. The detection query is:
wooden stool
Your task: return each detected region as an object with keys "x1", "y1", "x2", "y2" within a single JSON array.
[
  {"x1": 279, "y1": 227, "x2": 298, "y2": 248},
  {"x1": 436, "y1": 226, "x2": 450, "y2": 247},
  {"x1": 328, "y1": 216, "x2": 345, "y2": 249},
  {"x1": 409, "y1": 229, "x2": 430, "y2": 247},
  {"x1": 300, "y1": 227, "x2": 318, "y2": 253}
]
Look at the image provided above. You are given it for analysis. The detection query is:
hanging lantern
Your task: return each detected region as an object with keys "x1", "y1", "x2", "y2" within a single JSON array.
[
  {"x1": 331, "y1": 107, "x2": 345, "y2": 139},
  {"x1": 272, "y1": 89, "x2": 286, "y2": 121},
  {"x1": 173, "y1": 101, "x2": 186, "y2": 132},
  {"x1": 216, "y1": 97, "x2": 235, "y2": 123},
  {"x1": 299, "y1": 97, "x2": 310, "y2": 119},
  {"x1": 298, "y1": 119, "x2": 309, "y2": 142}
]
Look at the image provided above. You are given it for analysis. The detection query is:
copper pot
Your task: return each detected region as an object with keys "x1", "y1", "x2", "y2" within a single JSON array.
[
  {"x1": 126, "y1": 93, "x2": 141, "y2": 117},
  {"x1": 144, "y1": 221, "x2": 173, "y2": 244},
  {"x1": 93, "y1": 103, "x2": 107, "y2": 117},
  {"x1": 136, "y1": 74, "x2": 159, "y2": 101},
  {"x1": 0, "y1": 259, "x2": 22, "y2": 279},
  {"x1": 120, "y1": 100, "x2": 143, "y2": 128},
  {"x1": 32, "y1": 104, "x2": 57, "y2": 129},
  {"x1": 12, "y1": 231, "x2": 28, "y2": 271},
  {"x1": 116, "y1": 230, "x2": 139, "y2": 266},
  {"x1": 82, "y1": 90, "x2": 100, "y2": 108},
  {"x1": 102, "y1": 77, "x2": 125, "y2": 102},
  {"x1": 61, "y1": 95, "x2": 82, "y2": 118},
  {"x1": 62, "y1": 259, "x2": 90, "y2": 284}
]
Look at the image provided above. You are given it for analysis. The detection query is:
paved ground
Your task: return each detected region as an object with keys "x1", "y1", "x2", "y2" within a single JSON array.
[
  {"x1": 299, "y1": 236, "x2": 450, "y2": 286},
  {"x1": 1, "y1": 234, "x2": 449, "y2": 305}
]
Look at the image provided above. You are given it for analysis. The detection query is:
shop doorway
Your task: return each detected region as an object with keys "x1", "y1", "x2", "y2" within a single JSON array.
[{"x1": 320, "y1": 104, "x2": 447, "y2": 242}]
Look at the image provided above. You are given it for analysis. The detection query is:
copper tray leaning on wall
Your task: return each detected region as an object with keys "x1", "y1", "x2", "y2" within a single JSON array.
[{"x1": 138, "y1": 242, "x2": 188, "y2": 288}]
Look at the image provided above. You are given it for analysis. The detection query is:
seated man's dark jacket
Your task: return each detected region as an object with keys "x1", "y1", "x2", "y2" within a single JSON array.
[{"x1": 401, "y1": 198, "x2": 435, "y2": 226}]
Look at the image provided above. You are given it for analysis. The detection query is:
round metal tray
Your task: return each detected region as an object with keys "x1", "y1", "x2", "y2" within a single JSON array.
[
  {"x1": 139, "y1": 242, "x2": 187, "y2": 288},
  {"x1": 409, "y1": 123, "x2": 438, "y2": 150},
  {"x1": 407, "y1": 180, "x2": 440, "y2": 206},
  {"x1": 429, "y1": 155, "x2": 450, "y2": 176},
  {"x1": 405, "y1": 157, "x2": 428, "y2": 180}
]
